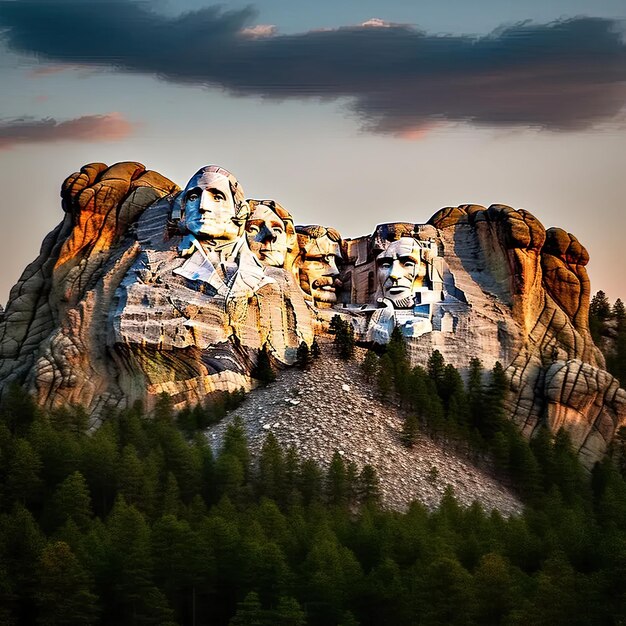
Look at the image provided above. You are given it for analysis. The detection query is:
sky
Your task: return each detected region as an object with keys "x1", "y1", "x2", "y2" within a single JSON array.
[{"x1": 0, "y1": 0, "x2": 625, "y2": 305}]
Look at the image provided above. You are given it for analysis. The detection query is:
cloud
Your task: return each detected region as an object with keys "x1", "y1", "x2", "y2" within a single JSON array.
[
  {"x1": 240, "y1": 24, "x2": 277, "y2": 39},
  {"x1": 0, "y1": 1, "x2": 625, "y2": 135},
  {"x1": 0, "y1": 113, "x2": 134, "y2": 149},
  {"x1": 28, "y1": 63, "x2": 83, "y2": 77},
  {"x1": 360, "y1": 18, "x2": 393, "y2": 28}
]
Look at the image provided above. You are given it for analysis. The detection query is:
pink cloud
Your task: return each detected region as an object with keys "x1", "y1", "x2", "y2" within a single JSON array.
[
  {"x1": 239, "y1": 24, "x2": 277, "y2": 38},
  {"x1": 34, "y1": 94, "x2": 49, "y2": 103},
  {"x1": 396, "y1": 123, "x2": 438, "y2": 141},
  {"x1": 0, "y1": 113, "x2": 135, "y2": 150},
  {"x1": 28, "y1": 63, "x2": 83, "y2": 77}
]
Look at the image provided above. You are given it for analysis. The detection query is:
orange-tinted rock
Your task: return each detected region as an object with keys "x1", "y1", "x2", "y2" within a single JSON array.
[
  {"x1": 428, "y1": 206, "x2": 470, "y2": 229},
  {"x1": 0, "y1": 164, "x2": 622, "y2": 468},
  {"x1": 541, "y1": 228, "x2": 592, "y2": 338}
]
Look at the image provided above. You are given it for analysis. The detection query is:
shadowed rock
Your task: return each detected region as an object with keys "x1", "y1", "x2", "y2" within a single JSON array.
[{"x1": 0, "y1": 162, "x2": 623, "y2": 466}]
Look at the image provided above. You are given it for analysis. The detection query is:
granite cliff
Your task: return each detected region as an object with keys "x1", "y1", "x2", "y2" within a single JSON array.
[{"x1": 0, "y1": 161, "x2": 624, "y2": 468}]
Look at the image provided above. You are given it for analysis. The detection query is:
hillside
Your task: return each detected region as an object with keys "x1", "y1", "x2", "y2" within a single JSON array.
[{"x1": 208, "y1": 336, "x2": 522, "y2": 515}]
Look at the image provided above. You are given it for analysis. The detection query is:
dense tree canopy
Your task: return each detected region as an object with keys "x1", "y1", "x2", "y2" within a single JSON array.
[{"x1": 1, "y1": 338, "x2": 626, "y2": 624}]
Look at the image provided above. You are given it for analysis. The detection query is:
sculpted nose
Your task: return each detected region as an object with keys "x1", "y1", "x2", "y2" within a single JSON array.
[
  {"x1": 389, "y1": 260, "x2": 403, "y2": 280},
  {"x1": 259, "y1": 223, "x2": 275, "y2": 243},
  {"x1": 199, "y1": 190, "x2": 212, "y2": 212},
  {"x1": 327, "y1": 256, "x2": 339, "y2": 276}
]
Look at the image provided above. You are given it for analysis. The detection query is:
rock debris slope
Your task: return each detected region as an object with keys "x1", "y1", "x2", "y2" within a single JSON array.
[{"x1": 207, "y1": 339, "x2": 522, "y2": 515}]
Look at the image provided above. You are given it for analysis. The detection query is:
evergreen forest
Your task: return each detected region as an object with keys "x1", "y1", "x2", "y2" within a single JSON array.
[{"x1": 2, "y1": 329, "x2": 626, "y2": 625}]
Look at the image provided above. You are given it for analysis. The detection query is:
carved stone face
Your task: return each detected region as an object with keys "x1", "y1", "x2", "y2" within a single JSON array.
[
  {"x1": 245, "y1": 204, "x2": 289, "y2": 267},
  {"x1": 183, "y1": 171, "x2": 240, "y2": 242},
  {"x1": 376, "y1": 237, "x2": 427, "y2": 306},
  {"x1": 299, "y1": 234, "x2": 343, "y2": 304}
]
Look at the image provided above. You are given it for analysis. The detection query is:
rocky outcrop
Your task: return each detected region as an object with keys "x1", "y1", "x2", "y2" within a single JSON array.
[
  {"x1": 0, "y1": 163, "x2": 179, "y2": 419},
  {"x1": 0, "y1": 161, "x2": 624, "y2": 467},
  {"x1": 208, "y1": 339, "x2": 522, "y2": 515},
  {"x1": 425, "y1": 204, "x2": 622, "y2": 467}
]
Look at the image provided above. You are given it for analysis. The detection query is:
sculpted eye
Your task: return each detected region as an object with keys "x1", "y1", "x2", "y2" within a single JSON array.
[
  {"x1": 273, "y1": 227, "x2": 284, "y2": 234},
  {"x1": 247, "y1": 225, "x2": 260, "y2": 234},
  {"x1": 212, "y1": 190, "x2": 226, "y2": 201},
  {"x1": 187, "y1": 192, "x2": 199, "y2": 203}
]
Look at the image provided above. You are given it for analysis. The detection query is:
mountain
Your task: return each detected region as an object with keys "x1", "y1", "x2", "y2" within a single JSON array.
[{"x1": 0, "y1": 161, "x2": 623, "y2": 467}]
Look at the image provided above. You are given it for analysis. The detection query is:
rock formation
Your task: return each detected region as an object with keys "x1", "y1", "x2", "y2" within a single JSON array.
[{"x1": 0, "y1": 161, "x2": 624, "y2": 466}]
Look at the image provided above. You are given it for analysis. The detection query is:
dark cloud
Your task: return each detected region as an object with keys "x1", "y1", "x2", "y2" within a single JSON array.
[
  {"x1": 0, "y1": 113, "x2": 134, "y2": 149},
  {"x1": 1, "y1": 0, "x2": 625, "y2": 134}
]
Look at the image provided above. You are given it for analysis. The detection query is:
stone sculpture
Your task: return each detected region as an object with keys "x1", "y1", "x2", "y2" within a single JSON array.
[
  {"x1": 245, "y1": 199, "x2": 298, "y2": 270},
  {"x1": 294, "y1": 225, "x2": 344, "y2": 307},
  {"x1": 112, "y1": 166, "x2": 313, "y2": 406},
  {"x1": 364, "y1": 235, "x2": 445, "y2": 343},
  {"x1": 375, "y1": 237, "x2": 430, "y2": 307},
  {"x1": 0, "y1": 161, "x2": 623, "y2": 467}
]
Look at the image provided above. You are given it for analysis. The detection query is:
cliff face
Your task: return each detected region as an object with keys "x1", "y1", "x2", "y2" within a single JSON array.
[{"x1": 0, "y1": 161, "x2": 623, "y2": 466}]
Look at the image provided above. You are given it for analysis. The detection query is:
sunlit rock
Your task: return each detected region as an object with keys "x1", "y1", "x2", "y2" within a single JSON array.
[{"x1": 0, "y1": 161, "x2": 623, "y2": 466}]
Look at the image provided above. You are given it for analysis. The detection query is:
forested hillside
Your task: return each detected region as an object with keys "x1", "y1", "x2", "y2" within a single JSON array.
[{"x1": 1, "y1": 336, "x2": 626, "y2": 624}]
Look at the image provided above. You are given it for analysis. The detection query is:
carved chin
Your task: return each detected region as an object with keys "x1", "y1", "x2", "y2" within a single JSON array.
[
  {"x1": 384, "y1": 287, "x2": 412, "y2": 301},
  {"x1": 389, "y1": 294, "x2": 415, "y2": 309}
]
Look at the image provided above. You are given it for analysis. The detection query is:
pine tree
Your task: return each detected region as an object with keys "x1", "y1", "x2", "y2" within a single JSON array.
[
  {"x1": 310, "y1": 338, "x2": 321, "y2": 359},
  {"x1": 335, "y1": 321, "x2": 355, "y2": 360},
  {"x1": 416, "y1": 556, "x2": 476, "y2": 625},
  {"x1": 590, "y1": 290, "x2": 611, "y2": 320},
  {"x1": 296, "y1": 342, "x2": 311, "y2": 370},
  {"x1": 3, "y1": 504, "x2": 45, "y2": 624},
  {"x1": 6, "y1": 438, "x2": 42, "y2": 506},
  {"x1": 326, "y1": 451, "x2": 348, "y2": 506},
  {"x1": 151, "y1": 514, "x2": 206, "y2": 623},
  {"x1": 361, "y1": 350, "x2": 378, "y2": 383},
  {"x1": 427, "y1": 350, "x2": 446, "y2": 393},
  {"x1": 329, "y1": 314, "x2": 343, "y2": 335},
  {"x1": 467, "y1": 357, "x2": 485, "y2": 433},
  {"x1": 229, "y1": 591, "x2": 265, "y2": 626},
  {"x1": 36, "y1": 541, "x2": 99, "y2": 625},
  {"x1": 480, "y1": 362, "x2": 508, "y2": 440},
  {"x1": 154, "y1": 392, "x2": 174, "y2": 423},
  {"x1": 590, "y1": 290, "x2": 611, "y2": 343},
  {"x1": 613, "y1": 298, "x2": 626, "y2": 327},
  {"x1": 298, "y1": 459, "x2": 324, "y2": 504},
  {"x1": 117, "y1": 445, "x2": 147, "y2": 510},
  {"x1": 161, "y1": 472, "x2": 181, "y2": 517},
  {"x1": 473, "y1": 553, "x2": 518, "y2": 625},
  {"x1": 50, "y1": 404, "x2": 89, "y2": 435},
  {"x1": 376, "y1": 354, "x2": 394, "y2": 401},
  {"x1": 258, "y1": 433, "x2": 286, "y2": 501},
  {"x1": 274, "y1": 595, "x2": 306, "y2": 626},
  {"x1": 222, "y1": 417, "x2": 250, "y2": 476},
  {"x1": 253, "y1": 344, "x2": 276, "y2": 386},
  {"x1": 401, "y1": 414, "x2": 419, "y2": 448},
  {"x1": 358, "y1": 465, "x2": 381, "y2": 507},
  {"x1": 48, "y1": 471, "x2": 93, "y2": 531},
  {"x1": 105, "y1": 496, "x2": 174, "y2": 624}
]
